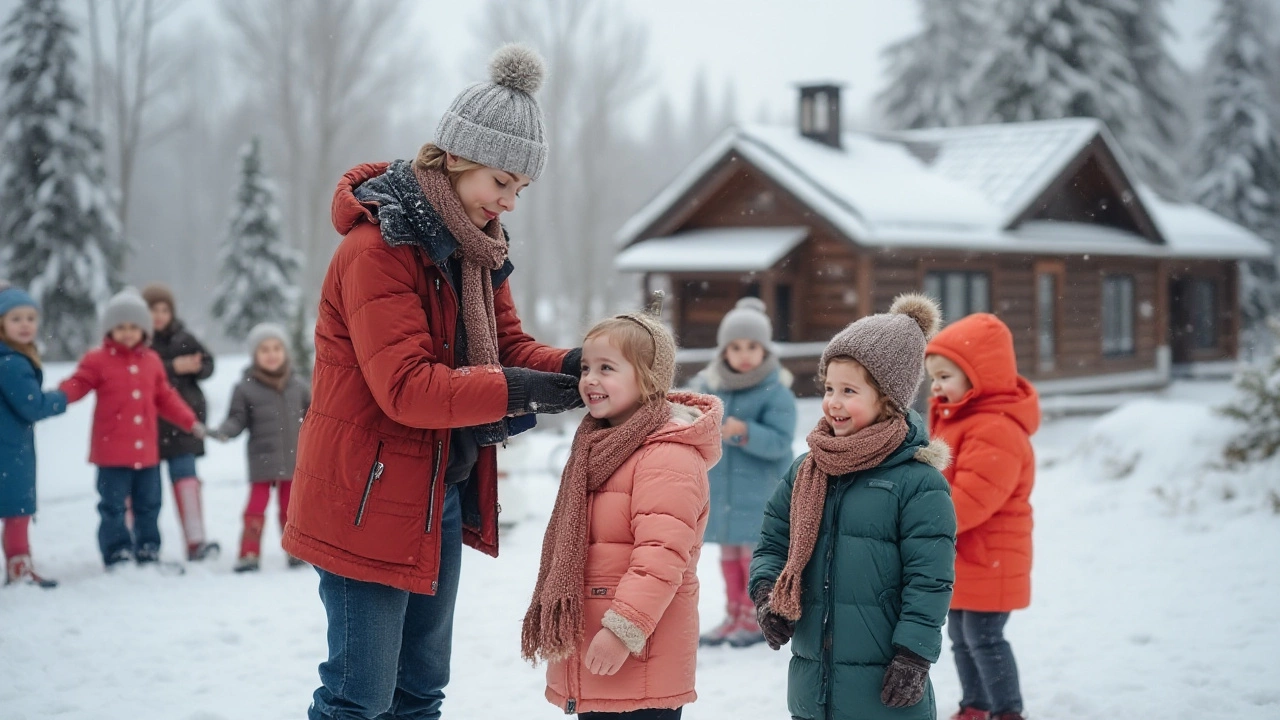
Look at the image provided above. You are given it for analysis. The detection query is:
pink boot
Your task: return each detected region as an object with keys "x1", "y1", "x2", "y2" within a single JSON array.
[{"x1": 173, "y1": 478, "x2": 220, "y2": 561}]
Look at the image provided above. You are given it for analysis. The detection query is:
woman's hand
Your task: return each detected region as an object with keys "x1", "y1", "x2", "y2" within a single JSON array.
[{"x1": 584, "y1": 628, "x2": 631, "y2": 676}]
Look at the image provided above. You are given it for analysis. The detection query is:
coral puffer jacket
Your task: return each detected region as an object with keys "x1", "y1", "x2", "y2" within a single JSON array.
[
  {"x1": 926, "y1": 313, "x2": 1040, "y2": 612},
  {"x1": 545, "y1": 393, "x2": 722, "y2": 715},
  {"x1": 60, "y1": 337, "x2": 197, "y2": 469},
  {"x1": 283, "y1": 163, "x2": 568, "y2": 595}
]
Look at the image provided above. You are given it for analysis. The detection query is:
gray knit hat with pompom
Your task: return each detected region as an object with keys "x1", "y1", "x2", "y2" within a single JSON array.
[
  {"x1": 819, "y1": 293, "x2": 942, "y2": 410},
  {"x1": 435, "y1": 43, "x2": 548, "y2": 180},
  {"x1": 717, "y1": 296, "x2": 774, "y2": 351}
]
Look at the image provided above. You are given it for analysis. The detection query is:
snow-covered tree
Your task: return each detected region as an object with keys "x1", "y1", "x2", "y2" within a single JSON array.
[
  {"x1": 0, "y1": 0, "x2": 124, "y2": 360},
  {"x1": 1117, "y1": 0, "x2": 1189, "y2": 197},
  {"x1": 970, "y1": 0, "x2": 1170, "y2": 190},
  {"x1": 1193, "y1": 0, "x2": 1280, "y2": 330},
  {"x1": 1221, "y1": 320, "x2": 1280, "y2": 464},
  {"x1": 878, "y1": 0, "x2": 990, "y2": 129},
  {"x1": 210, "y1": 137, "x2": 301, "y2": 341}
]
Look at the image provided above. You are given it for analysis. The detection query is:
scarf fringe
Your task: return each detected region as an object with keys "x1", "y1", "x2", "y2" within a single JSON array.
[
  {"x1": 521, "y1": 595, "x2": 583, "y2": 665},
  {"x1": 769, "y1": 572, "x2": 803, "y2": 621}
]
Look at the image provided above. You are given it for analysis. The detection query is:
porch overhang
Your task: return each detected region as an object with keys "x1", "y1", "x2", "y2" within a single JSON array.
[{"x1": 615, "y1": 226, "x2": 808, "y2": 273}]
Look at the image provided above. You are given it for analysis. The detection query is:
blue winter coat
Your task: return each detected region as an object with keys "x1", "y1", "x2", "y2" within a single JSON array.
[
  {"x1": 0, "y1": 343, "x2": 67, "y2": 517},
  {"x1": 691, "y1": 365, "x2": 798, "y2": 544}
]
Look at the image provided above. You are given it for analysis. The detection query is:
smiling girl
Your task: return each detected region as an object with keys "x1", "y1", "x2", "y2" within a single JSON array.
[
  {"x1": 523, "y1": 309, "x2": 722, "y2": 719},
  {"x1": 750, "y1": 294, "x2": 957, "y2": 720},
  {"x1": 0, "y1": 282, "x2": 67, "y2": 588}
]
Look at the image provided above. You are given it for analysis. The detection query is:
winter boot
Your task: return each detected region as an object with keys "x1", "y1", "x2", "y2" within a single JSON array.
[
  {"x1": 234, "y1": 554, "x2": 261, "y2": 573},
  {"x1": 5, "y1": 554, "x2": 57, "y2": 589},
  {"x1": 951, "y1": 708, "x2": 991, "y2": 720},
  {"x1": 173, "y1": 477, "x2": 219, "y2": 561},
  {"x1": 104, "y1": 547, "x2": 133, "y2": 571},
  {"x1": 238, "y1": 515, "x2": 265, "y2": 568},
  {"x1": 699, "y1": 611, "x2": 739, "y2": 647},
  {"x1": 287, "y1": 554, "x2": 307, "y2": 569},
  {"x1": 726, "y1": 603, "x2": 766, "y2": 647}
]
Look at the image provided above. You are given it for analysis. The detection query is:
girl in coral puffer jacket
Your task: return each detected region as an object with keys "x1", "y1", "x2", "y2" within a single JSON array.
[{"x1": 522, "y1": 308, "x2": 723, "y2": 719}]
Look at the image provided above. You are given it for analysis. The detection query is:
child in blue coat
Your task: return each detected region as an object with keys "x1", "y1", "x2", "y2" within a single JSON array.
[
  {"x1": 692, "y1": 297, "x2": 797, "y2": 647},
  {"x1": 0, "y1": 282, "x2": 68, "y2": 588}
]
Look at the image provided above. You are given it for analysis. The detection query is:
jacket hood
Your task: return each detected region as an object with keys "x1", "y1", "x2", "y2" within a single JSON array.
[
  {"x1": 644, "y1": 391, "x2": 724, "y2": 470},
  {"x1": 926, "y1": 313, "x2": 1040, "y2": 435},
  {"x1": 331, "y1": 162, "x2": 389, "y2": 235}
]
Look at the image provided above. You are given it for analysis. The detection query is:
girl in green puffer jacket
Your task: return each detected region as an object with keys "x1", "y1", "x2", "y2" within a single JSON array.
[{"x1": 750, "y1": 294, "x2": 957, "y2": 720}]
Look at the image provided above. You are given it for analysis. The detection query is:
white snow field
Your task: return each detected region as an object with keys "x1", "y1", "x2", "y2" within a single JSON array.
[{"x1": 2, "y1": 359, "x2": 1278, "y2": 719}]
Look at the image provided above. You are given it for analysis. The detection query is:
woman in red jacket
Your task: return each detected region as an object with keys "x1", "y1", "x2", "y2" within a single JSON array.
[
  {"x1": 60, "y1": 287, "x2": 204, "y2": 569},
  {"x1": 283, "y1": 44, "x2": 583, "y2": 720}
]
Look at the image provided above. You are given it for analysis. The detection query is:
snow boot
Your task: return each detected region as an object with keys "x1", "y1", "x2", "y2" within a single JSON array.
[
  {"x1": 173, "y1": 477, "x2": 218, "y2": 561},
  {"x1": 235, "y1": 554, "x2": 261, "y2": 573},
  {"x1": 239, "y1": 514, "x2": 265, "y2": 562},
  {"x1": 699, "y1": 612, "x2": 739, "y2": 647},
  {"x1": 951, "y1": 708, "x2": 990, "y2": 720},
  {"x1": 5, "y1": 554, "x2": 57, "y2": 588},
  {"x1": 726, "y1": 603, "x2": 766, "y2": 647},
  {"x1": 104, "y1": 547, "x2": 133, "y2": 571},
  {"x1": 287, "y1": 554, "x2": 307, "y2": 569}
]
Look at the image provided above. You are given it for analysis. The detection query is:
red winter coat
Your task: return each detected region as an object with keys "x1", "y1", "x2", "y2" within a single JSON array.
[
  {"x1": 926, "y1": 313, "x2": 1040, "y2": 612},
  {"x1": 60, "y1": 337, "x2": 198, "y2": 469},
  {"x1": 282, "y1": 162, "x2": 569, "y2": 595},
  {"x1": 545, "y1": 393, "x2": 722, "y2": 714}
]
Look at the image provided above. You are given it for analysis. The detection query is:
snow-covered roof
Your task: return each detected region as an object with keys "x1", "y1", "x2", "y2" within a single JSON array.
[
  {"x1": 616, "y1": 119, "x2": 1268, "y2": 262},
  {"x1": 615, "y1": 226, "x2": 808, "y2": 272}
]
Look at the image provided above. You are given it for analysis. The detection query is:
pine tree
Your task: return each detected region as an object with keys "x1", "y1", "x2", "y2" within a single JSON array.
[
  {"x1": 970, "y1": 0, "x2": 1168, "y2": 189},
  {"x1": 1221, "y1": 320, "x2": 1280, "y2": 464},
  {"x1": 1117, "y1": 0, "x2": 1189, "y2": 197},
  {"x1": 211, "y1": 137, "x2": 301, "y2": 342},
  {"x1": 1193, "y1": 0, "x2": 1280, "y2": 330},
  {"x1": 0, "y1": 0, "x2": 124, "y2": 360},
  {"x1": 878, "y1": 0, "x2": 990, "y2": 129}
]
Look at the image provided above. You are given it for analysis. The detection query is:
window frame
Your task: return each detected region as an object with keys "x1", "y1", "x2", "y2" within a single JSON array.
[{"x1": 1101, "y1": 274, "x2": 1136, "y2": 358}]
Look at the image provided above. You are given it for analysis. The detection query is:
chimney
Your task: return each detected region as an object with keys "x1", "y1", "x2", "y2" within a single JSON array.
[{"x1": 798, "y1": 83, "x2": 843, "y2": 149}]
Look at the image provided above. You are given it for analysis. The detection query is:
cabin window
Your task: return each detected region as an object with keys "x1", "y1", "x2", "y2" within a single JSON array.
[
  {"x1": 924, "y1": 271, "x2": 990, "y2": 324},
  {"x1": 1101, "y1": 274, "x2": 1136, "y2": 356},
  {"x1": 1190, "y1": 278, "x2": 1218, "y2": 350},
  {"x1": 1036, "y1": 271, "x2": 1058, "y2": 372},
  {"x1": 775, "y1": 284, "x2": 793, "y2": 342}
]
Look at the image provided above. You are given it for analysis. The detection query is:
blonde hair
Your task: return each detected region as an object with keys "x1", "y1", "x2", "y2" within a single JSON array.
[
  {"x1": 0, "y1": 312, "x2": 41, "y2": 370},
  {"x1": 820, "y1": 356, "x2": 901, "y2": 423},
  {"x1": 413, "y1": 143, "x2": 485, "y2": 185},
  {"x1": 584, "y1": 317, "x2": 668, "y2": 405}
]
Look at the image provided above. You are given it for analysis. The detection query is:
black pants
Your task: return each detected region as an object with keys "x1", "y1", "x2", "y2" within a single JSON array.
[{"x1": 580, "y1": 708, "x2": 682, "y2": 720}]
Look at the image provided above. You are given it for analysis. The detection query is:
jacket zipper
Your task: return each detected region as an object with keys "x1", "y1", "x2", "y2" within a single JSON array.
[
  {"x1": 353, "y1": 441, "x2": 385, "y2": 526},
  {"x1": 425, "y1": 440, "x2": 443, "y2": 533},
  {"x1": 821, "y1": 478, "x2": 846, "y2": 716}
]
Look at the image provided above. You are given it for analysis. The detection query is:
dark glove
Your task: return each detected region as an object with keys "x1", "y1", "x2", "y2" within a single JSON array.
[
  {"x1": 880, "y1": 647, "x2": 931, "y2": 708},
  {"x1": 560, "y1": 347, "x2": 583, "y2": 376},
  {"x1": 750, "y1": 582, "x2": 795, "y2": 651},
  {"x1": 502, "y1": 367, "x2": 584, "y2": 415}
]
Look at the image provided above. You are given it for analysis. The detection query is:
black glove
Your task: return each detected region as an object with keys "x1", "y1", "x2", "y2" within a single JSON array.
[
  {"x1": 750, "y1": 582, "x2": 795, "y2": 651},
  {"x1": 560, "y1": 347, "x2": 583, "y2": 376},
  {"x1": 502, "y1": 367, "x2": 584, "y2": 415},
  {"x1": 880, "y1": 647, "x2": 931, "y2": 708}
]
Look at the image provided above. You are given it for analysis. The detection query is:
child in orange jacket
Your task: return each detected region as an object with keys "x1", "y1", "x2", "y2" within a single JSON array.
[
  {"x1": 925, "y1": 313, "x2": 1040, "y2": 720},
  {"x1": 521, "y1": 309, "x2": 722, "y2": 718}
]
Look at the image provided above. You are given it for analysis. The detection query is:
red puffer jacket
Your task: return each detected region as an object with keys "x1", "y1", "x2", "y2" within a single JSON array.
[
  {"x1": 60, "y1": 337, "x2": 197, "y2": 469},
  {"x1": 282, "y1": 162, "x2": 569, "y2": 595},
  {"x1": 926, "y1": 313, "x2": 1041, "y2": 612}
]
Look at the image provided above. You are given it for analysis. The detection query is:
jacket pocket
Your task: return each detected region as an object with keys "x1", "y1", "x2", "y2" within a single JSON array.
[{"x1": 353, "y1": 441, "x2": 385, "y2": 526}]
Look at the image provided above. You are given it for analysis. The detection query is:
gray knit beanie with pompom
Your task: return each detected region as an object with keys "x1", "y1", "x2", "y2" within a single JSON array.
[
  {"x1": 435, "y1": 43, "x2": 548, "y2": 180},
  {"x1": 819, "y1": 293, "x2": 942, "y2": 410},
  {"x1": 717, "y1": 296, "x2": 774, "y2": 351}
]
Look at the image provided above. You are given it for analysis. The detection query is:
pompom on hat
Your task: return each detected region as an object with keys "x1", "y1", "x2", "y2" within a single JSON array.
[
  {"x1": 435, "y1": 43, "x2": 549, "y2": 181},
  {"x1": 819, "y1": 293, "x2": 942, "y2": 410}
]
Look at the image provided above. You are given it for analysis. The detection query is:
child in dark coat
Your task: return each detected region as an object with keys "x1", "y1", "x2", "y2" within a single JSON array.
[
  {"x1": 691, "y1": 297, "x2": 797, "y2": 648},
  {"x1": 142, "y1": 283, "x2": 219, "y2": 561},
  {"x1": 60, "y1": 287, "x2": 205, "y2": 569},
  {"x1": 210, "y1": 323, "x2": 311, "y2": 572},
  {"x1": 0, "y1": 282, "x2": 68, "y2": 587}
]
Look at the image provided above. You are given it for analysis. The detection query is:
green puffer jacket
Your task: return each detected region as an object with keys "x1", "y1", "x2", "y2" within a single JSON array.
[{"x1": 750, "y1": 410, "x2": 956, "y2": 720}]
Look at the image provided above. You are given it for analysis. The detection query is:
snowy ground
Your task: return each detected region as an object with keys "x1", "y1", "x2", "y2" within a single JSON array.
[{"x1": 2, "y1": 359, "x2": 1278, "y2": 719}]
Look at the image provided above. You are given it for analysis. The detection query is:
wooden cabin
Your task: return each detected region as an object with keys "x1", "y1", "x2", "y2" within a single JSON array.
[{"x1": 615, "y1": 85, "x2": 1270, "y2": 397}]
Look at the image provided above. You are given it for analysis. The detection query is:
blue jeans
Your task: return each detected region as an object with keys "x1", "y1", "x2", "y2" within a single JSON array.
[
  {"x1": 948, "y1": 610, "x2": 1023, "y2": 714},
  {"x1": 309, "y1": 485, "x2": 462, "y2": 720},
  {"x1": 96, "y1": 465, "x2": 163, "y2": 562},
  {"x1": 164, "y1": 453, "x2": 198, "y2": 482}
]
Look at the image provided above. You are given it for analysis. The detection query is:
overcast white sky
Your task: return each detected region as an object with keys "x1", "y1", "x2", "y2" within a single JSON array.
[{"x1": 409, "y1": 0, "x2": 1221, "y2": 129}]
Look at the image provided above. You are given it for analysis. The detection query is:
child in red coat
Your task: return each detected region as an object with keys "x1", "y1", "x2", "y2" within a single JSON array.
[{"x1": 60, "y1": 288, "x2": 205, "y2": 569}]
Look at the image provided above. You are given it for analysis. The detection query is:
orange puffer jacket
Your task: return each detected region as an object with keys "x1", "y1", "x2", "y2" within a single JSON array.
[
  {"x1": 545, "y1": 392, "x2": 723, "y2": 714},
  {"x1": 926, "y1": 313, "x2": 1040, "y2": 613}
]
